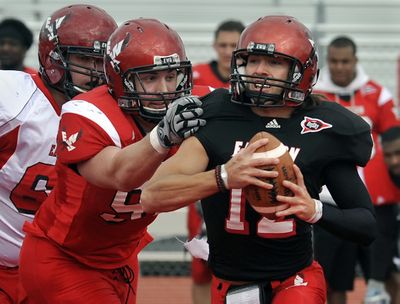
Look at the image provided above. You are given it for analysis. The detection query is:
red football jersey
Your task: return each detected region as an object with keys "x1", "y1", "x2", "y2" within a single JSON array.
[
  {"x1": 192, "y1": 84, "x2": 214, "y2": 97},
  {"x1": 24, "y1": 85, "x2": 157, "y2": 269},
  {"x1": 23, "y1": 66, "x2": 38, "y2": 75},
  {"x1": 193, "y1": 62, "x2": 230, "y2": 89},
  {"x1": 315, "y1": 79, "x2": 400, "y2": 205}
]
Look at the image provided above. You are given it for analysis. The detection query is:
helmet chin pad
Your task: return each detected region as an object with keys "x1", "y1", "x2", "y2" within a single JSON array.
[{"x1": 246, "y1": 90, "x2": 285, "y2": 107}]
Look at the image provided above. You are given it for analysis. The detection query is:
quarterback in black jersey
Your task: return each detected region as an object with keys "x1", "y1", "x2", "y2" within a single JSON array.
[{"x1": 141, "y1": 16, "x2": 376, "y2": 304}]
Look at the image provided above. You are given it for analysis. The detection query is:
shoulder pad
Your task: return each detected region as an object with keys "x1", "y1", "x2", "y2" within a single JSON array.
[
  {"x1": 0, "y1": 71, "x2": 37, "y2": 126},
  {"x1": 315, "y1": 101, "x2": 371, "y2": 136}
]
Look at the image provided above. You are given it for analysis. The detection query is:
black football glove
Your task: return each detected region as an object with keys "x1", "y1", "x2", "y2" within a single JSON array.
[{"x1": 156, "y1": 96, "x2": 206, "y2": 148}]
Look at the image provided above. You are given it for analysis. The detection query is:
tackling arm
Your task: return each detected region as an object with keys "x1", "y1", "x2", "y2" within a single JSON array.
[
  {"x1": 77, "y1": 136, "x2": 168, "y2": 191},
  {"x1": 69, "y1": 95, "x2": 206, "y2": 192},
  {"x1": 140, "y1": 136, "x2": 217, "y2": 213}
]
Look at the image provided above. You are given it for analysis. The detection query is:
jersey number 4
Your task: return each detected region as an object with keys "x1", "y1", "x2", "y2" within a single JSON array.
[
  {"x1": 100, "y1": 190, "x2": 144, "y2": 222},
  {"x1": 225, "y1": 189, "x2": 296, "y2": 238}
]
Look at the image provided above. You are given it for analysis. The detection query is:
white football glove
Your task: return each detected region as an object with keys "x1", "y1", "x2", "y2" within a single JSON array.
[{"x1": 156, "y1": 96, "x2": 206, "y2": 148}]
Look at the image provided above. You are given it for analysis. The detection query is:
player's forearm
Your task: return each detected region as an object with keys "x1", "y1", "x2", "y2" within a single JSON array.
[
  {"x1": 141, "y1": 170, "x2": 219, "y2": 213},
  {"x1": 318, "y1": 204, "x2": 377, "y2": 245},
  {"x1": 112, "y1": 136, "x2": 168, "y2": 191},
  {"x1": 319, "y1": 161, "x2": 378, "y2": 245},
  {"x1": 80, "y1": 137, "x2": 168, "y2": 191}
]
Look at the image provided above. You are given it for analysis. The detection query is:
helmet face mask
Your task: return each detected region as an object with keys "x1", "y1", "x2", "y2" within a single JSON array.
[
  {"x1": 230, "y1": 16, "x2": 319, "y2": 108},
  {"x1": 38, "y1": 4, "x2": 117, "y2": 99},
  {"x1": 54, "y1": 47, "x2": 107, "y2": 97},
  {"x1": 117, "y1": 60, "x2": 192, "y2": 120},
  {"x1": 105, "y1": 19, "x2": 192, "y2": 122}
]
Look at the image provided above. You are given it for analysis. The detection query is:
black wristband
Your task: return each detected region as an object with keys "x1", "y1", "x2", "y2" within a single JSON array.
[{"x1": 215, "y1": 165, "x2": 227, "y2": 192}]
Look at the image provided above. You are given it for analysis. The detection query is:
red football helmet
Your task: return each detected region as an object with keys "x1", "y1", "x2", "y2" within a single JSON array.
[
  {"x1": 231, "y1": 15, "x2": 319, "y2": 107},
  {"x1": 104, "y1": 18, "x2": 192, "y2": 121},
  {"x1": 38, "y1": 4, "x2": 117, "y2": 98}
]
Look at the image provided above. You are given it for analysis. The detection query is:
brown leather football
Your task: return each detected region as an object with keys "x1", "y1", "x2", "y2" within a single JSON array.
[{"x1": 243, "y1": 131, "x2": 296, "y2": 217}]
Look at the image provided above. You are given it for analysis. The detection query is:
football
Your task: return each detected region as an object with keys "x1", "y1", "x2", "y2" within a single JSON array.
[{"x1": 243, "y1": 131, "x2": 296, "y2": 217}]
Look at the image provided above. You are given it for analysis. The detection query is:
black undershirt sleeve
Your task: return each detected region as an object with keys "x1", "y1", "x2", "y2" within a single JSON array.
[{"x1": 316, "y1": 161, "x2": 377, "y2": 245}]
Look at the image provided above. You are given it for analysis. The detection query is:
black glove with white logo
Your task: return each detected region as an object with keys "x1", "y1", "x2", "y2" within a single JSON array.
[{"x1": 149, "y1": 96, "x2": 206, "y2": 153}]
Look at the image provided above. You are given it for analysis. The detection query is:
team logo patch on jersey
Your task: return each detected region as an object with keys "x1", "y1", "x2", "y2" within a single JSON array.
[
  {"x1": 300, "y1": 116, "x2": 332, "y2": 134},
  {"x1": 361, "y1": 84, "x2": 377, "y2": 95},
  {"x1": 61, "y1": 129, "x2": 82, "y2": 151}
]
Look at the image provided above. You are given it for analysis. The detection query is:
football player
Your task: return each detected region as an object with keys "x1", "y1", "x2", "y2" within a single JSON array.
[
  {"x1": 19, "y1": 18, "x2": 206, "y2": 304},
  {"x1": 190, "y1": 19, "x2": 245, "y2": 304},
  {"x1": 0, "y1": 5, "x2": 117, "y2": 304},
  {"x1": 313, "y1": 36, "x2": 400, "y2": 304},
  {"x1": 141, "y1": 15, "x2": 377, "y2": 304}
]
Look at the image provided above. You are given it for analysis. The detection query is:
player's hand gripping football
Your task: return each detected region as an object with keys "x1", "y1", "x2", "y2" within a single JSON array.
[
  {"x1": 223, "y1": 138, "x2": 280, "y2": 190},
  {"x1": 157, "y1": 96, "x2": 206, "y2": 148},
  {"x1": 275, "y1": 164, "x2": 319, "y2": 222}
]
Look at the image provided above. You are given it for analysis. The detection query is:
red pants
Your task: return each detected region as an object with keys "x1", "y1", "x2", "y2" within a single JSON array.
[
  {"x1": 191, "y1": 256, "x2": 212, "y2": 284},
  {"x1": 19, "y1": 234, "x2": 139, "y2": 304},
  {"x1": 0, "y1": 265, "x2": 28, "y2": 304},
  {"x1": 188, "y1": 203, "x2": 212, "y2": 284},
  {"x1": 211, "y1": 261, "x2": 326, "y2": 304}
]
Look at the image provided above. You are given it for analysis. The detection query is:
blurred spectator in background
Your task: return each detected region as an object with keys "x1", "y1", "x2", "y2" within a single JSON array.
[
  {"x1": 374, "y1": 126, "x2": 400, "y2": 304},
  {"x1": 0, "y1": 18, "x2": 36, "y2": 73},
  {"x1": 313, "y1": 36, "x2": 400, "y2": 304},
  {"x1": 189, "y1": 18, "x2": 244, "y2": 304},
  {"x1": 192, "y1": 19, "x2": 244, "y2": 89}
]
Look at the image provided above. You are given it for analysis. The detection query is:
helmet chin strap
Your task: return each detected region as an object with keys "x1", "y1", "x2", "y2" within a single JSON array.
[
  {"x1": 63, "y1": 75, "x2": 103, "y2": 99},
  {"x1": 63, "y1": 82, "x2": 84, "y2": 99}
]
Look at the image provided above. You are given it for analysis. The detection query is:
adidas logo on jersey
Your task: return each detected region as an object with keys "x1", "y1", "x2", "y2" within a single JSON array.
[{"x1": 265, "y1": 119, "x2": 281, "y2": 129}]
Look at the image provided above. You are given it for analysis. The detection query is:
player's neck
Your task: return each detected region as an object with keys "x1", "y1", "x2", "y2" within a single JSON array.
[
  {"x1": 134, "y1": 115, "x2": 157, "y2": 134},
  {"x1": 217, "y1": 63, "x2": 230, "y2": 80},
  {"x1": 251, "y1": 106, "x2": 295, "y2": 118},
  {"x1": 47, "y1": 86, "x2": 69, "y2": 109}
]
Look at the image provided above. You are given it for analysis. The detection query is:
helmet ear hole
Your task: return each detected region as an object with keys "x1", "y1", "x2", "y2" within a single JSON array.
[
  {"x1": 44, "y1": 57, "x2": 64, "y2": 84},
  {"x1": 46, "y1": 67, "x2": 63, "y2": 85}
]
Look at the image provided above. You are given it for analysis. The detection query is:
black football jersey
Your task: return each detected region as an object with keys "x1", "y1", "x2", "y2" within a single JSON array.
[{"x1": 195, "y1": 89, "x2": 372, "y2": 282}]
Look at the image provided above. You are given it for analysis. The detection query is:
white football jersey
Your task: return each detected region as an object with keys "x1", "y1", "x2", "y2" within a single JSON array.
[{"x1": 0, "y1": 71, "x2": 59, "y2": 267}]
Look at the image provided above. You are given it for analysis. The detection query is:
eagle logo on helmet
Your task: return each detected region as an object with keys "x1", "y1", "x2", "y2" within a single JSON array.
[
  {"x1": 45, "y1": 15, "x2": 67, "y2": 42},
  {"x1": 106, "y1": 33, "x2": 131, "y2": 74}
]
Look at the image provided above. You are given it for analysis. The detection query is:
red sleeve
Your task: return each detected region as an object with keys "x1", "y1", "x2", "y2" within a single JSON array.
[
  {"x1": 56, "y1": 112, "x2": 114, "y2": 164},
  {"x1": 193, "y1": 85, "x2": 214, "y2": 97},
  {"x1": 377, "y1": 98, "x2": 400, "y2": 133},
  {"x1": 23, "y1": 66, "x2": 38, "y2": 75}
]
